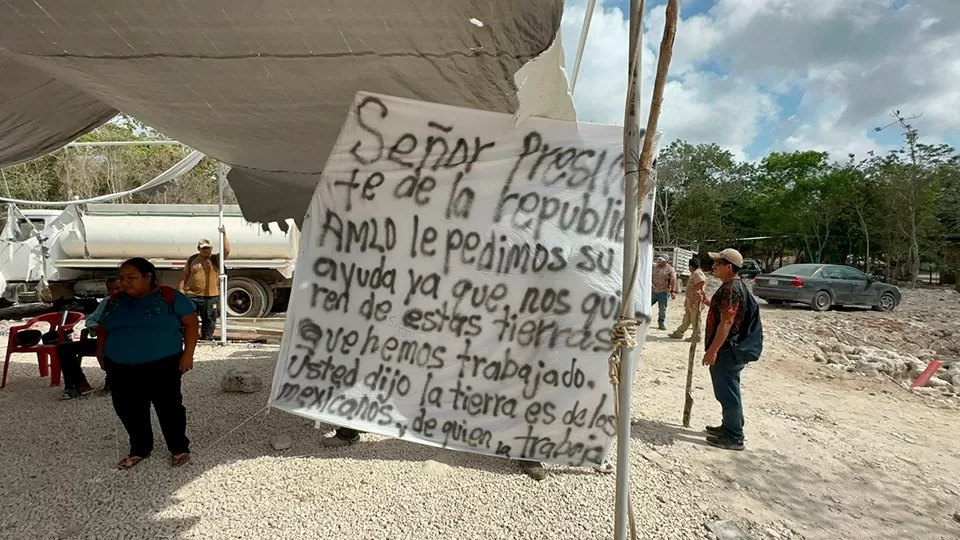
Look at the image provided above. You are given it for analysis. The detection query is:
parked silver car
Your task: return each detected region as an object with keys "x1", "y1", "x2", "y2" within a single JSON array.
[{"x1": 752, "y1": 264, "x2": 901, "y2": 312}]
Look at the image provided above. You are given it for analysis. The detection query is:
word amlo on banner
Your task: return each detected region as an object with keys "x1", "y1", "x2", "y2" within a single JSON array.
[{"x1": 269, "y1": 92, "x2": 657, "y2": 467}]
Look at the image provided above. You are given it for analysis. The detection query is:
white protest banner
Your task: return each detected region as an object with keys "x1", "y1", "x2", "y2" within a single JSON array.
[{"x1": 269, "y1": 92, "x2": 658, "y2": 467}]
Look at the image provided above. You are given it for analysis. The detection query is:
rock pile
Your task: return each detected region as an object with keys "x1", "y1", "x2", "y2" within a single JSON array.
[{"x1": 813, "y1": 342, "x2": 960, "y2": 394}]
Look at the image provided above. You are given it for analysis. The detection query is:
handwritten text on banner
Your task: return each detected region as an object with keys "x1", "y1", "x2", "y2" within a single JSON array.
[{"x1": 269, "y1": 93, "x2": 657, "y2": 467}]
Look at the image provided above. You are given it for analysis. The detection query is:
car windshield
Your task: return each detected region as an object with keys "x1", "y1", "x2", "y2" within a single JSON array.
[{"x1": 772, "y1": 264, "x2": 820, "y2": 277}]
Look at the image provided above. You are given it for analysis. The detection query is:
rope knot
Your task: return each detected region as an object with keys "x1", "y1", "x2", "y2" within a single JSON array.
[
  {"x1": 608, "y1": 317, "x2": 640, "y2": 387},
  {"x1": 611, "y1": 318, "x2": 639, "y2": 349}
]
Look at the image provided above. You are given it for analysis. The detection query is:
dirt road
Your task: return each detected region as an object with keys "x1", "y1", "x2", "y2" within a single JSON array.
[
  {"x1": 636, "y1": 284, "x2": 960, "y2": 539},
  {"x1": 0, "y1": 288, "x2": 958, "y2": 539}
]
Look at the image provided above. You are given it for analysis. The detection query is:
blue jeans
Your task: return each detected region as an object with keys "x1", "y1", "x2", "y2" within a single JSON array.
[
  {"x1": 651, "y1": 292, "x2": 669, "y2": 326},
  {"x1": 709, "y1": 350, "x2": 747, "y2": 442}
]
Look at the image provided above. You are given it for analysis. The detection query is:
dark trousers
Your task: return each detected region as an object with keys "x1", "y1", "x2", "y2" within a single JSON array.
[
  {"x1": 651, "y1": 291, "x2": 670, "y2": 326},
  {"x1": 190, "y1": 296, "x2": 218, "y2": 340},
  {"x1": 336, "y1": 427, "x2": 363, "y2": 439},
  {"x1": 709, "y1": 350, "x2": 747, "y2": 442},
  {"x1": 56, "y1": 339, "x2": 109, "y2": 389},
  {"x1": 108, "y1": 354, "x2": 190, "y2": 457}
]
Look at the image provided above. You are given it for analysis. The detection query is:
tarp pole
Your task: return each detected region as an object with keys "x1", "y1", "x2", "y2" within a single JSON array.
[
  {"x1": 569, "y1": 0, "x2": 598, "y2": 94},
  {"x1": 614, "y1": 0, "x2": 645, "y2": 537},
  {"x1": 66, "y1": 140, "x2": 184, "y2": 147},
  {"x1": 615, "y1": 0, "x2": 679, "y2": 535},
  {"x1": 218, "y1": 163, "x2": 228, "y2": 346}
]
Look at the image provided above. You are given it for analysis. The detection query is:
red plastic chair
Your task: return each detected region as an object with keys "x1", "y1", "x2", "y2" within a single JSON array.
[{"x1": 2, "y1": 311, "x2": 85, "y2": 389}]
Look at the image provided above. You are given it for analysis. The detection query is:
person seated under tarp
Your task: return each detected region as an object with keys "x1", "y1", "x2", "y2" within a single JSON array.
[{"x1": 57, "y1": 276, "x2": 122, "y2": 399}]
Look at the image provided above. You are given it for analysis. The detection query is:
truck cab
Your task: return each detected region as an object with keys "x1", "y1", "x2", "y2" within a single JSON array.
[{"x1": 0, "y1": 210, "x2": 61, "y2": 241}]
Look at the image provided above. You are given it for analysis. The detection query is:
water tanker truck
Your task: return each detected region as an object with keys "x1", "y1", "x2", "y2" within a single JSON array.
[{"x1": 0, "y1": 203, "x2": 298, "y2": 318}]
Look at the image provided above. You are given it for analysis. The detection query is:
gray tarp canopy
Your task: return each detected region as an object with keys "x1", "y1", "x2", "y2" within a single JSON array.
[{"x1": 0, "y1": 0, "x2": 575, "y2": 224}]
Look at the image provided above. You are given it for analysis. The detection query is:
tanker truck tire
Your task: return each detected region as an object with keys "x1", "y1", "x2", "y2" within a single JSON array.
[
  {"x1": 271, "y1": 288, "x2": 290, "y2": 313},
  {"x1": 260, "y1": 283, "x2": 275, "y2": 318},
  {"x1": 226, "y1": 277, "x2": 270, "y2": 318}
]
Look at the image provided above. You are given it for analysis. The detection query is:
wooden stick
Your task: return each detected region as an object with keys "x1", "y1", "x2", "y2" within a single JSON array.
[
  {"x1": 638, "y1": 0, "x2": 679, "y2": 199},
  {"x1": 682, "y1": 307, "x2": 701, "y2": 427}
]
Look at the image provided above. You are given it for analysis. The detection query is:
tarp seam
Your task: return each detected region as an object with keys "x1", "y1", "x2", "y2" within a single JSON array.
[{"x1": 20, "y1": 50, "x2": 544, "y2": 62}]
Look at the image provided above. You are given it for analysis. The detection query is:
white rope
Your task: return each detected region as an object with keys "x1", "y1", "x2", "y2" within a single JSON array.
[
  {"x1": 608, "y1": 318, "x2": 638, "y2": 388},
  {"x1": 204, "y1": 405, "x2": 270, "y2": 452},
  {"x1": 0, "y1": 150, "x2": 205, "y2": 206}
]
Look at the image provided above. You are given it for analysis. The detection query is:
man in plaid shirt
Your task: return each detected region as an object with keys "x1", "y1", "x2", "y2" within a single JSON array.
[{"x1": 651, "y1": 256, "x2": 678, "y2": 330}]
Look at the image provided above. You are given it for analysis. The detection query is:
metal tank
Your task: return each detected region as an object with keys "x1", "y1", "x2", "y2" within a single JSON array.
[{"x1": 57, "y1": 204, "x2": 296, "y2": 260}]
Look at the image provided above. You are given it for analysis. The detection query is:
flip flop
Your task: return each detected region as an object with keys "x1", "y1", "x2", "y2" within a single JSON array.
[
  {"x1": 171, "y1": 453, "x2": 191, "y2": 467},
  {"x1": 118, "y1": 455, "x2": 145, "y2": 470}
]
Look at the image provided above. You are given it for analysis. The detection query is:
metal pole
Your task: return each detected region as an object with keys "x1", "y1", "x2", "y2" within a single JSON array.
[
  {"x1": 569, "y1": 0, "x2": 599, "y2": 94},
  {"x1": 65, "y1": 140, "x2": 184, "y2": 147},
  {"x1": 0, "y1": 169, "x2": 11, "y2": 197},
  {"x1": 218, "y1": 164, "x2": 228, "y2": 346},
  {"x1": 614, "y1": 0, "x2": 645, "y2": 538}
]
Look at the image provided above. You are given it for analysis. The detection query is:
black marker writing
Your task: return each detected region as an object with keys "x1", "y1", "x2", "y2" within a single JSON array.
[{"x1": 318, "y1": 210, "x2": 397, "y2": 253}]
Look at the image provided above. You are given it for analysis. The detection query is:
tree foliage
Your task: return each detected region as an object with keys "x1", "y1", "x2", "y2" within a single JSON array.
[
  {"x1": 0, "y1": 114, "x2": 234, "y2": 206},
  {"x1": 652, "y1": 113, "x2": 960, "y2": 286},
  {"x1": 3, "y1": 112, "x2": 959, "y2": 287}
]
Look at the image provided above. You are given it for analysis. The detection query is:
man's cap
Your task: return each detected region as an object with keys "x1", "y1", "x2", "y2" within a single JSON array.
[
  {"x1": 655, "y1": 255, "x2": 667, "y2": 262},
  {"x1": 709, "y1": 248, "x2": 744, "y2": 267},
  {"x1": 198, "y1": 238, "x2": 213, "y2": 248}
]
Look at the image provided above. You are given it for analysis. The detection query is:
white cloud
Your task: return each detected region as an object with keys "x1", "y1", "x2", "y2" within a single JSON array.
[
  {"x1": 562, "y1": 0, "x2": 777, "y2": 160},
  {"x1": 561, "y1": 0, "x2": 960, "y2": 161}
]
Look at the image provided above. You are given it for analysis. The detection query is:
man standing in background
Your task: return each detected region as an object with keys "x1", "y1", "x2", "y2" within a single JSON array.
[
  {"x1": 178, "y1": 226, "x2": 230, "y2": 340},
  {"x1": 651, "y1": 255, "x2": 678, "y2": 330},
  {"x1": 670, "y1": 257, "x2": 707, "y2": 341}
]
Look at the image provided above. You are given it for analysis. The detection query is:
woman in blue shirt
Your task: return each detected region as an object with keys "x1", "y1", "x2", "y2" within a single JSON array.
[{"x1": 97, "y1": 257, "x2": 200, "y2": 469}]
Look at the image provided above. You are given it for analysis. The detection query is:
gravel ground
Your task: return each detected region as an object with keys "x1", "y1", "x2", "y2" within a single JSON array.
[{"x1": 1, "y1": 288, "x2": 959, "y2": 540}]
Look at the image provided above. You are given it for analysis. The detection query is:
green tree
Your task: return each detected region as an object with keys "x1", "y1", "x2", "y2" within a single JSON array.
[
  {"x1": 653, "y1": 140, "x2": 742, "y2": 246},
  {"x1": 871, "y1": 112, "x2": 951, "y2": 284},
  {"x1": 0, "y1": 114, "x2": 233, "y2": 207}
]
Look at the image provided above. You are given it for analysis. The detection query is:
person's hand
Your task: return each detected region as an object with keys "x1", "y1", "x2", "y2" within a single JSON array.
[
  {"x1": 671, "y1": 291, "x2": 678, "y2": 300},
  {"x1": 180, "y1": 353, "x2": 194, "y2": 374},
  {"x1": 702, "y1": 350, "x2": 717, "y2": 366},
  {"x1": 218, "y1": 226, "x2": 226, "y2": 234}
]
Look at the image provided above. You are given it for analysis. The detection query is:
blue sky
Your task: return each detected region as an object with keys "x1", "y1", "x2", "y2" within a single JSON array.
[{"x1": 560, "y1": 0, "x2": 960, "y2": 161}]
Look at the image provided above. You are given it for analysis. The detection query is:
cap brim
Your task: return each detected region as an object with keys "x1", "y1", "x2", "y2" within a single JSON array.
[{"x1": 708, "y1": 252, "x2": 722, "y2": 260}]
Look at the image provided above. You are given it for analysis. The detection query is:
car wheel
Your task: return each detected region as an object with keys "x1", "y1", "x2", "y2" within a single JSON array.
[
  {"x1": 874, "y1": 292, "x2": 896, "y2": 312},
  {"x1": 810, "y1": 291, "x2": 832, "y2": 312}
]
